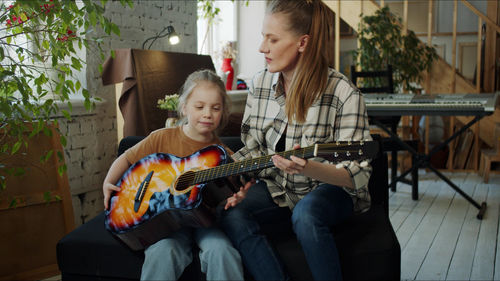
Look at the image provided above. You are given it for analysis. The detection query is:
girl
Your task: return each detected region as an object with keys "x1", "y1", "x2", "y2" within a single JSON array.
[
  {"x1": 102, "y1": 69, "x2": 247, "y2": 281},
  {"x1": 219, "y1": 0, "x2": 372, "y2": 280}
]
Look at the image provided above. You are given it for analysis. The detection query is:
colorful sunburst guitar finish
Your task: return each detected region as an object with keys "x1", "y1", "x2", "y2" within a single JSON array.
[{"x1": 105, "y1": 141, "x2": 378, "y2": 250}]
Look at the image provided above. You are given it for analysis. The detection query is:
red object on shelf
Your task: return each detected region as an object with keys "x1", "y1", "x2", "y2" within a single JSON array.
[{"x1": 221, "y1": 58, "x2": 234, "y2": 90}]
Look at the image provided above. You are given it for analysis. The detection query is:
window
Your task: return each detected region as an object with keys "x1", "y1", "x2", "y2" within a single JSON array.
[{"x1": 197, "y1": 1, "x2": 236, "y2": 72}]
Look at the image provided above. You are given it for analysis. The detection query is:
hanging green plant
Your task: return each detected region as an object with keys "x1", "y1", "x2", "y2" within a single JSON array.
[
  {"x1": 0, "y1": 0, "x2": 133, "y2": 191},
  {"x1": 352, "y1": 6, "x2": 438, "y2": 93}
]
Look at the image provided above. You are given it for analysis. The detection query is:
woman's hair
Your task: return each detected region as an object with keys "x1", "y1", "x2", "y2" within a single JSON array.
[
  {"x1": 267, "y1": 0, "x2": 335, "y2": 123},
  {"x1": 177, "y1": 69, "x2": 231, "y2": 133}
]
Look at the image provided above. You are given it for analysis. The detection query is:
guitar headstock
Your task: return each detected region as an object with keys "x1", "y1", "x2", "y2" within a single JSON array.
[{"x1": 315, "y1": 140, "x2": 378, "y2": 162}]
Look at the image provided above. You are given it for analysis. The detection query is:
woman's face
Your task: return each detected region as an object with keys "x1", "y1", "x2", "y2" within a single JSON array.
[{"x1": 259, "y1": 12, "x2": 308, "y2": 76}]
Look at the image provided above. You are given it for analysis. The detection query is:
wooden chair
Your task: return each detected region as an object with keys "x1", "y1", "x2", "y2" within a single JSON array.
[{"x1": 351, "y1": 65, "x2": 418, "y2": 193}]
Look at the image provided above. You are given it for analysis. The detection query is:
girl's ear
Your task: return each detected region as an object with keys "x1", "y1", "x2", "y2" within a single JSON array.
[
  {"x1": 298, "y1": 34, "x2": 309, "y2": 53},
  {"x1": 181, "y1": 104, "x2": 187, "y2": 117}
]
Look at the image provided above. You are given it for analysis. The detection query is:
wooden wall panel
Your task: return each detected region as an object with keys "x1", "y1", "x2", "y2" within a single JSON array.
[{"x1": 0, "y1": 124, "x2": 74, "y2": 280}]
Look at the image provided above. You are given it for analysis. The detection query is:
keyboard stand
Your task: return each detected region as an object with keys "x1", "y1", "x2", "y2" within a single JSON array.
[{"x1": 371, "y1": 115, "x2": 488, "y2": 220}]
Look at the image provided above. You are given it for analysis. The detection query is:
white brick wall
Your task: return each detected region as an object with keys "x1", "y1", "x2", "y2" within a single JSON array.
[{"x1": 63, "y1": 0, "x2": 197, "y2": 226}]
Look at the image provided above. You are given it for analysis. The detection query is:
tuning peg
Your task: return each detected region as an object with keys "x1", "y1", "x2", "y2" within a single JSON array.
[
  {"x1": 346, "y1": 151, "x2": 351, "y2": 157},
  {"x1": 360, "y1": 161, "x2": 368, "y2": 167},
  {"x1": 348, "y1": 140, "x2": 352, "y2": 145},
  {"x1": 334, "y1": 152, "x2": 338, "y2": 157},
  {"x1": 360, "y1": 140, "x2": 364, "y2": 145},
  {"x1": 358, "y1": 149, "x2": 363, "y2": 155},
  {"x1": 336, "y1": 141, "x2": 340, "y2": 146}
]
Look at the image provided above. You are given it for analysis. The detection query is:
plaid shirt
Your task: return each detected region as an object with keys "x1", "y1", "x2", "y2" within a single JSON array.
[{"x1": 232, "y1": 68, "x2": 373, "y2": 212}]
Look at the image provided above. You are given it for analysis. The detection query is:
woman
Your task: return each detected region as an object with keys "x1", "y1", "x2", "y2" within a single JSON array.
[{"x1": 218, "y1": 1, "x2": 372, "y2": 280}]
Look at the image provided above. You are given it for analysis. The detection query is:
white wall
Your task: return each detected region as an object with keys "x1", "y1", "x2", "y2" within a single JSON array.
[{"x1": 236, "y1": 1, "x2": 267, "y2": 83}]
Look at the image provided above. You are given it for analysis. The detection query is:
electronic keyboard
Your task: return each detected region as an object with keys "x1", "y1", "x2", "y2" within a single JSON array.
[{"x1": 364, "y1": 92, "x2": 499, "y2": 116}]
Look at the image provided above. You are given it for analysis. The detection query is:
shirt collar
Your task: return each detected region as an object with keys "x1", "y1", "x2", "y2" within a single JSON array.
[{"x1": 272, "y1": 72, "x2": 285, "y2": 98}]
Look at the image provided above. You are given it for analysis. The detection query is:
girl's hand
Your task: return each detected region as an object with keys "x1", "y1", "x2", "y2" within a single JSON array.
[
  {"x1": 272, "y1": 144, "x2": 308, "y2": 175},
  {"x1": 103, "y1": 182, "x2": 121, "y2": 210},
  {"x1": 224, "y1": 178, "x2": 255, "y2": 210}
]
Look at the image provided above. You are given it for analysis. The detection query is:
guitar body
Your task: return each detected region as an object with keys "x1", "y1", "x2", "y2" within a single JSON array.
[{"x1": 105, "y1": 145, "x2": 234, "y2": 250}]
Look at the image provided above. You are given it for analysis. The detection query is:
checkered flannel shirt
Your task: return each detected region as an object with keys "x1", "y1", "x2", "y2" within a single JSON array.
[{"x1": 232, "y1": 68, "x2": 373, "y2": 213}]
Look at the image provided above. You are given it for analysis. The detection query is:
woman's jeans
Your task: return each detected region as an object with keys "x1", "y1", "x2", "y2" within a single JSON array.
[
  {"x1": 218, "y1": 181, "x2": 354, "y2": 281},
  {"x1": 141, "y1": 226, "x2": 244, "y2": 281}
]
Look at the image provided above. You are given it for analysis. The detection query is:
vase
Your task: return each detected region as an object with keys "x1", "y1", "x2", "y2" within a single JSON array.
[
  {"x1": 165, "y1": 110, "x2": 179, "y2": 128},
  {"x1": 221, "y1": 58, "x2": 234, "y2": 90}
]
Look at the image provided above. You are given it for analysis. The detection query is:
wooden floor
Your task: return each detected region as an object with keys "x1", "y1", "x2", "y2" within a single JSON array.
[{"x1": 390, "y1": 171, "x2": 500, "y2": 281}]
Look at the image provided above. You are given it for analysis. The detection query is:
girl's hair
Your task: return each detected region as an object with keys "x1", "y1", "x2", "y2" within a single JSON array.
[
  {"x1": 177, "y1": 69, "x2": 231, "y2": 133},
  {"x1": 267, "y1": 0, "x2": 335, "y2": 123}
]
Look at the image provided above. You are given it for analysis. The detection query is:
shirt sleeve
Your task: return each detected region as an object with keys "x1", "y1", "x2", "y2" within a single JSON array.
[
  {"x1": 334, "y1": 85, "x2": 373, "y2": 191},
  {"x1": 124, "y1": 134, "x2": 157, "y2": 165},
  {"x1": 232, "y1": 77, "x2": 263, "y2": 162}
]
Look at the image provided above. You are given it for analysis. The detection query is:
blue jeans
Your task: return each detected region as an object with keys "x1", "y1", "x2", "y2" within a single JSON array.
[
  {"x1": 141, "y1": 226, "x2": 244, "y2": 281},
  {"x1": 218, "y1": 181, "x2": 354, "y2": 281}
]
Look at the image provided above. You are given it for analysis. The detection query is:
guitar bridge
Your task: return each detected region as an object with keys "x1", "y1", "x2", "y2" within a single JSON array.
[{"x1": 134, "y1": 171, "x2": 154, "y2": 212}]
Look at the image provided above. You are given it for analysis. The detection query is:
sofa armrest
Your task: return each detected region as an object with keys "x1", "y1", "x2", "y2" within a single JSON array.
[
  {"x1": 118, "y1": 136, "x2": 146, "y2": 156},
  {"x1": 368, "y1": 134, "x2": 389, "y2": 215}
]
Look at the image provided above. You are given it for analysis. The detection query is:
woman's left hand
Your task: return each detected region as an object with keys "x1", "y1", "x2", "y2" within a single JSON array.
[{"x1": 272, "y1": 144, "x2": 308, "y2": 175}]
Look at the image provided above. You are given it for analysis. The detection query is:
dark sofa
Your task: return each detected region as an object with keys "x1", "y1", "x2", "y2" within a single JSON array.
[{"x1": 57, "y1": 135, "x2": 400, "y2": 280}]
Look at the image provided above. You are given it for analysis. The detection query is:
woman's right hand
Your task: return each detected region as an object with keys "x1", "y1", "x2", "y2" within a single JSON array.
[{"x1": 103, "y1": 182, "x2": 121, "y2": 210}]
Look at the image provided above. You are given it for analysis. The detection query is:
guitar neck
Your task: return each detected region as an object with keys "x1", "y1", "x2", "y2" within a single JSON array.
[
  {"x1": 179, "y1": 140, "x2": 377, "y2": 189},
  {"x1": 193, "y1": 146, "x2": 317, "y2": 185}
]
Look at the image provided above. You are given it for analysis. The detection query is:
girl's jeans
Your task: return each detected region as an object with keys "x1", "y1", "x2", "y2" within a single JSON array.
[{"x1": 141, "y1": 226, "x2": 244, "y2": 280}]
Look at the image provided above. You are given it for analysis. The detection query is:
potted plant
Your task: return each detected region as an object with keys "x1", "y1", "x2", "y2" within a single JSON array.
[
  {"x1": 157, "y1": 93, "x2": 180, "y2": 127},
  {"x1": 0, "y1": 1, "x2": 132, "y2": 279},
  {"x1": 352, "y1": 6, "x2": 438, "y2": 93},
  {"x1": 351, "y1": 6, "x2": 439, "y2": 175}
]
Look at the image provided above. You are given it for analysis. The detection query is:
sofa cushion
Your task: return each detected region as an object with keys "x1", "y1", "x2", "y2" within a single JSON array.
[
  {"x1": 57, "y1": 212, "x2": 144, "y2": 280},
  {"x1": 334, "y1": 204, "x2": 400, "y2": 280},
  {"x1": 57, "y1": 212, "x2": 204, "y2": 281}
]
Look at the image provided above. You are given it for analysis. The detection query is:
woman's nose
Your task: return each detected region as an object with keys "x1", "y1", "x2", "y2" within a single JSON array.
[{"x1": 259, "y1": 41, "x2": 268, "y2": 54}]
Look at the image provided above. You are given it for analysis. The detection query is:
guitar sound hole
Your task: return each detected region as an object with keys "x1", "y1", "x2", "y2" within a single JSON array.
[{"x1": 175, "y1": 170, "x2": 196, "y2": 192}]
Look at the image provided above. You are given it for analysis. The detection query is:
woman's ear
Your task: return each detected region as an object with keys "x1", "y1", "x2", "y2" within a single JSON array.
[{"x1": 298, "y1": 34, "x2": 309, "y2": 53}]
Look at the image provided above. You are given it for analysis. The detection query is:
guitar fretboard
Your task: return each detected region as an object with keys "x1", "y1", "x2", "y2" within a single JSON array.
[{"x1": 193, "y1": 146, "x2": 317, "y2": 184}]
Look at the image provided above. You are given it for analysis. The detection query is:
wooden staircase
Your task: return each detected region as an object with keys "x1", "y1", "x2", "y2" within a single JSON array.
[{"x1": 326, "y1": 0, "x2": 500, "y2": 171}]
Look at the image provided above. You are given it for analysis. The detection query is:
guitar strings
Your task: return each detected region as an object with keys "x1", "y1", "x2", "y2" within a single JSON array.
[
  {"x1": 175, "y1": 146, "x2": 318, "y2": 187},
  {"x1": 173, "y1": 142, "x2": 370, "y2": 189}
]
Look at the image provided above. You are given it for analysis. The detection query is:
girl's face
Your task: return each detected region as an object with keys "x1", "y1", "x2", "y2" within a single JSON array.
[
  {"x1": 259, "y1": 12, "x2": 308, "y2": 77},
  {"x1": 182, "y1": 81, "x2": 223, "y2": 139}
]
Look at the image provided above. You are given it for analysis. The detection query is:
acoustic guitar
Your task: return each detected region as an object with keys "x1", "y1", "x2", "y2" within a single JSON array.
[{"x1": 105, "y1": 141, "x2": 378, "y2": 250}]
